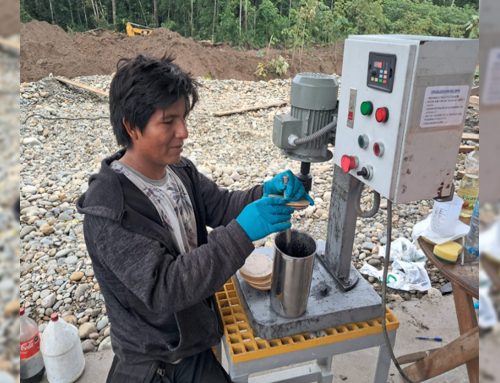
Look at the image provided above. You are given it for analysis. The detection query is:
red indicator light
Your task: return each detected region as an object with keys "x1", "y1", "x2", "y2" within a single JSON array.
[
  {"x1": 341, "y1": 155, "x2": 358, "y2": 173},
  {"x1": 348, "y1": 111, "x2": 353, "y2": 120},
  {"x1": 373, "y1": 142, "x2": 385, "y2": 157},
  {"x1": 375, "y1": 107, "x2": 389, "y2": 123}
]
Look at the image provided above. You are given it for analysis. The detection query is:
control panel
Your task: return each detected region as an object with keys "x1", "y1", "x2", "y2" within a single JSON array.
[
  {"x1": 367, "y1": 52, "x2": 396, "y2": 93},
  {"x1": 334, "y1": 35, "x2": 478, "y2": 203}
]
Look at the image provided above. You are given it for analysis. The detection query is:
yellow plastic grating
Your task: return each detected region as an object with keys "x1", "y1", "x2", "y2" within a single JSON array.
[{"x1": 216, "y1": 278, "x2": 400, "y2": 364}]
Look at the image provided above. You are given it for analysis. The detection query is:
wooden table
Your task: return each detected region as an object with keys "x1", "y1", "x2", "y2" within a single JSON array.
[{"x1": 401, "y1": 238, "x2": 479, "y2": 382}]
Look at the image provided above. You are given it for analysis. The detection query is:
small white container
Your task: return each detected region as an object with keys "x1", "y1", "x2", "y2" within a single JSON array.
[
  {"x1": 41, "y1": 313, "x2": 85, "y2": 383},
  {"x1": 430, "y1": 194, "x2": 463, "y2": 237}
]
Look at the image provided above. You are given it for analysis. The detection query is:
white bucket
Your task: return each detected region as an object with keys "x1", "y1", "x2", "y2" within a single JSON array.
[
  {"x1": 41, "y1": 314, "x2": 85, "y2": 383},
  {"x1": 430, "y1": 194, "x2": 463, "y2": 237}
]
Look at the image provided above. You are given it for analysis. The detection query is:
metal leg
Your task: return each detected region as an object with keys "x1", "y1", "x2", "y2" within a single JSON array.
[
  {"x1": 317, "y1": 357, "x2": 334, "y2": 383},
  {"x1": 374, "y1": 330, "x2": 397, "y2": 383}
]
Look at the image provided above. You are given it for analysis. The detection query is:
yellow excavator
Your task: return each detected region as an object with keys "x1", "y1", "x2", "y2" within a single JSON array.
[{"x1": 125, "y1": 22, "x2": 153, "y2": 37}]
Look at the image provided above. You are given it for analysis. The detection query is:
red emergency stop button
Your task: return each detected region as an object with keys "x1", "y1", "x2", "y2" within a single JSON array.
[
  {"x1": 375, "y1": 107, "x2": 389, "y2": 123},
  {"x1": 341, "y1": 155, "x2": 358, "y2": 173}
]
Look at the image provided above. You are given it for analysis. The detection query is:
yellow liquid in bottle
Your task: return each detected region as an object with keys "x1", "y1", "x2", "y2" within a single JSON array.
[{"x1": 457, "y1": 174, "x2": 479, "y2": 218}]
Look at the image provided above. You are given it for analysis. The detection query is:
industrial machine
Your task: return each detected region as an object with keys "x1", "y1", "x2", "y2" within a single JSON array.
[
  {"x1": 233, "y1": 35, "x2": 478, "y2": 378},
  {"x1": 125, "y1": 22, "x2": 153, "y2": 37}
]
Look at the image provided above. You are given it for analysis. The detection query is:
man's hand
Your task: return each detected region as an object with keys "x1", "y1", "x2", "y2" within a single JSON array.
[
  {"x1": 263, "y1": 170, "x2": 314, "y2": 205},
  {"x1": 236, "y1": 197, "x2": 293, "y2": 241}
]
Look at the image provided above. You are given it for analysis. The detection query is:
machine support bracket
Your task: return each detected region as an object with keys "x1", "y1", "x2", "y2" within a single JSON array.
[{"x1": 320, "y1": 164, "x2": 360, "y2": 291}]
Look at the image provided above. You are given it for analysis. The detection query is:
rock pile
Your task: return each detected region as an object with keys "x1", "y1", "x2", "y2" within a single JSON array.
[{"x1": 20, "y1": 74, "x2": 479, "y2": 351}]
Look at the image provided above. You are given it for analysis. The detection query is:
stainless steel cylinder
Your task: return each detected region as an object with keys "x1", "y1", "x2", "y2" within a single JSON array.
[{"x1": 270, "y1": 230, "x2": 316, "y2": 318}]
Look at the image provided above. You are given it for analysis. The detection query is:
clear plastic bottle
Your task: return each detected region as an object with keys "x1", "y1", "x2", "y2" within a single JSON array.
[
  {"x1": 457, "y1": 144, "x2": 479, "y2": 220},
  {"x1": 464, "y1": 199, "x2": 479, "y2": 261},
  {"x1": 20, "y1": 307, "x2": 45, "y2": 383},
  {"x1": 41, "y1": 313, "x2": 85, "y2": 383}
]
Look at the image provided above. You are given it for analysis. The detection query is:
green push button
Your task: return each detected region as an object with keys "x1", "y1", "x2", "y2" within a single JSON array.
[{"x1": 360, "y1": 101, "x2": 373, "y2": 116}]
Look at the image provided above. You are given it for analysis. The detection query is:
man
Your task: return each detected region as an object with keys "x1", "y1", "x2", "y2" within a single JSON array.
[{"x1": 77, "y1": 54, "x2": 313, "y2": 383}]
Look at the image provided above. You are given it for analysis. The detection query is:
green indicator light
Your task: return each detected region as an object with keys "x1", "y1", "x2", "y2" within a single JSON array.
[
  {"x1": 360, "y1": 101, "x2": 373, "y2": 116},
  {"x1": 358, "y1": 134, "x2": 369, "y2": 149}
]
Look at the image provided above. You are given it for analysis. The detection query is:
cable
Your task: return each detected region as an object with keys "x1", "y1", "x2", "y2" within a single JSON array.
[
  {"x1": 381, "y1": 200, "x2": 415, "y2": 383},
  {"x1": 292, "y1": 119, "x2": 337, "y2": 145},
  {"x1": 354, "y1": 181, "x2": 380, "y2": 218}
]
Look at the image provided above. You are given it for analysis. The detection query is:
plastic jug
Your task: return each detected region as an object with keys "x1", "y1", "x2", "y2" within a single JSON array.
[
  {"x1": 20, "y1": 307, "x2": 45, "y2": 383},
  {"x1": 41, "y1": 313, "x2": 85, "y2": 383}
]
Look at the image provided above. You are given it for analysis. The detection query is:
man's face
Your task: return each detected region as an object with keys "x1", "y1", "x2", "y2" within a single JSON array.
[{"x1": 131, "y1": 98, "x2": 188, "y2": 166}]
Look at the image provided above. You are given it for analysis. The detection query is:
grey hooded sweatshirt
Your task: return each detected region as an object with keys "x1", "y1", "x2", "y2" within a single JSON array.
[{"x1": 76, "y1": 150, "x2": 262, "y2": 365}]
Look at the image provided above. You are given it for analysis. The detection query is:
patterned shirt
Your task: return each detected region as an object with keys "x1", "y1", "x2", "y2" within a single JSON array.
[{"x1": 111, "y1": 161, "x2": 198, "y2": 253}]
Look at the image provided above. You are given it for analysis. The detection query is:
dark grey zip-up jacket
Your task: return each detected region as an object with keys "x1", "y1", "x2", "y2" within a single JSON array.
[{"x1": 76, "y1": 150, "x2": 262, "y2": 365}]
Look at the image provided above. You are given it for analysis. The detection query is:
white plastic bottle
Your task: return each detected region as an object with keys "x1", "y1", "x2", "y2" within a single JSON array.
[
  {"x1": 20, "y1": 307, "x2": 45, "y2": 383},
  {"x1": 40, "y1": 313, "x2": 85, "y2": 383}
]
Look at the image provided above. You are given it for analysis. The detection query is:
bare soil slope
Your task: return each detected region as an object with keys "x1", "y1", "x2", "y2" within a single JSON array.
[
  {"x1": 0, "y1": 0, "x2": 20, "y2": 37},
  {"x1": 21, "y1": 20, "x2": 342, "y2": 82}
]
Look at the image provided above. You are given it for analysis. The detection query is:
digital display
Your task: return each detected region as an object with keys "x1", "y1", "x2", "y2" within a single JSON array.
[{"x1": 368, "y1": 52, "x2": 396, "y2": 93}]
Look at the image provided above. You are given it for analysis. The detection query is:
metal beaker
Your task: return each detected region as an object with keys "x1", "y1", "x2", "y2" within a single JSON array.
[{"x1": 270, "y1": 230, "x2": 316, "y2": 318}]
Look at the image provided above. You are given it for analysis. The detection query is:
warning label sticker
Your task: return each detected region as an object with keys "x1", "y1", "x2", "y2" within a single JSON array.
[
  {"x1": 420, "y1": 85, "x2": 469, "y2": 128},
  {"x1": 483, "y1": 47, "x2": 500, "y2": 106}
]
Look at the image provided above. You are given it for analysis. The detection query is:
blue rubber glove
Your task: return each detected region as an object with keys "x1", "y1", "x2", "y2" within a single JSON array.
[
  {"x1": 263, "y1": 170, "x2": 314, "y2": 205},
  {"x1": 236, "y1": 197, "x2": 293, "y2": 241}
]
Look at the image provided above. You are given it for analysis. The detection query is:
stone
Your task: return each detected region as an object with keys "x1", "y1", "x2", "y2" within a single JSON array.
[
  {"x1": 425, "y1": 287, "x2": 442, "y2": 301},
  {"x1": 70, "y1": 271, "x2": 84, "y2": 282},
  {"x1": 20, "y1": 226, "x2": 36, "y2": 238},
  {"x1": 62, "y1": 314, "x2": 77, "y2": 326},
  {"x1": 368, "y1": 258, "x2": 381, "y2": 267},
  {"x1": 97, "y1": 316, "x2": 109, "y2": 331},
  {"x1": 362, "y1": 241, "x2": 375, "y2": 251},
  {"x1": 23, "y1": 137, "x2": 42, "y2": 146},
  {"x1": 55, "y1": 249, "x2": 73, "y2": 258},
  {"x1": 74, "y1": 284, "x2": 90, "y2": 301},
  {"x1": 98, "y1": 336, "x2": 112, "y2": 351},
  {"x1": 40, "y1": 223, "x2": 55, "y2": 235},
  {"x1": 65, "y1": 255, "x2": 79, "y2": 265},
  {"x1": 42, "y1": 293, "x2": 56, "y2": 308},
  {"x1": 103, "y1": 326, "x2": 111, "y2": 337},
  {"x1": 81, "y1": 339, "x2": 96, "y2": 353},
  {"x1": 78, "y1": 322, "x2": 97, "y2": 339}
]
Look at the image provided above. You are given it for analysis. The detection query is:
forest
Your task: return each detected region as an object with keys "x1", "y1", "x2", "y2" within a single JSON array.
[{"x1": 21, "y1": 0, "x2": 479, "y2": 48}]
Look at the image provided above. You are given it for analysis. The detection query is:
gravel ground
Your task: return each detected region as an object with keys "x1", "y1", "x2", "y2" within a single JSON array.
[
  {"x1": 0, "y1": 36, "x2": 20, "y2": 381},
  {"x1": 20, "y1": 74, "x2": 479, "y2": 352}
]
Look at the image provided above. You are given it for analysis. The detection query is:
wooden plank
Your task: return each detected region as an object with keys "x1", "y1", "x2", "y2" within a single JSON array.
[
  {"x1": 213, "y1": 101, "x2": 287, "y2": 117},
  {"x1": 397, "y1": 348, "x2": 440, "y2": 365},
  {"x1": 0, "y1": 37, "x2": 19, "y2": 54},
  {"x1": 54, "y1": 77, "x2": 109, "y2": 98},
  {"x1": 459, "y1": 145, "x2": 475, "y2": 154},
  {"x1": 462, "y1": 133, "x2": 479, "y2": 142},
  {"x1": 403, "y1": 327, "x2": 479, "y2": 382},
  {"x1": 469, "y1": 95, "x2": 479, "y2": 107}
]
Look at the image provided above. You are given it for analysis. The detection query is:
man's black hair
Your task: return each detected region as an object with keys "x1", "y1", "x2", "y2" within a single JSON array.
[{"x1": 109, "y1": 54, "x2": 199, "y2": 147}]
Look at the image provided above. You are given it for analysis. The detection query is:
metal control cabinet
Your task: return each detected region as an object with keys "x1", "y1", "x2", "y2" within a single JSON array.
[{"x1": 334, "y1": 35, "x2": 478, "y2": 203}]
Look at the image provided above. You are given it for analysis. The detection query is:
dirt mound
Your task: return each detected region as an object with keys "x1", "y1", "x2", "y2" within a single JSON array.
[
  {"x1": 0, "y1": 0, "x2": 20, "y2": 37},
  {"x1": 21, "y1": 20, "x2": 342, "y2": 83}
]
